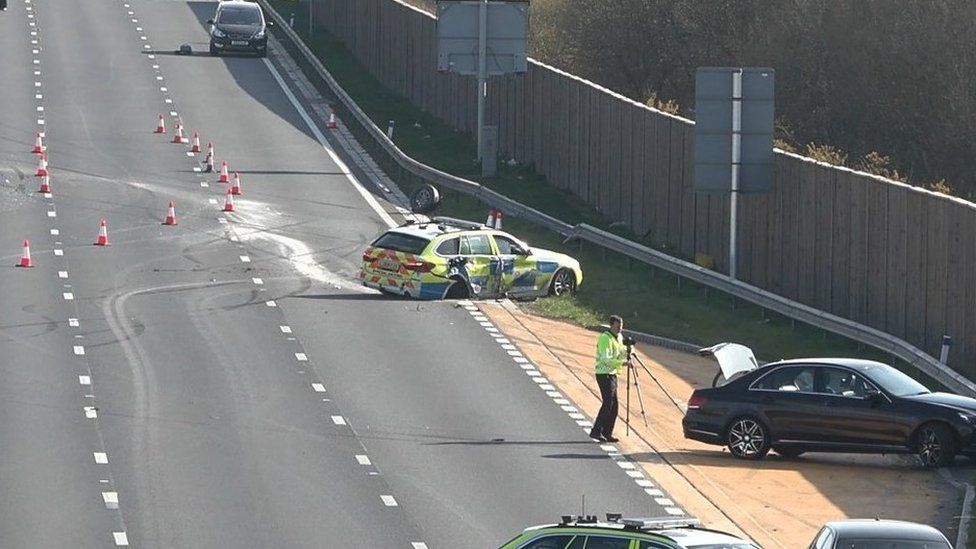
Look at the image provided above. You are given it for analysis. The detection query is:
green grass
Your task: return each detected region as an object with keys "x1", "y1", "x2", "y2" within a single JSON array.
[{"x1": 270, "y1": 3, "x2": 941, "y2": 387}]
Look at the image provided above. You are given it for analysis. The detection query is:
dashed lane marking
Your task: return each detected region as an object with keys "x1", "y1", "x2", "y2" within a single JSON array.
[
  {"x1": 73, "y1": 345, "x2": 85, "y2": 356},
  {"x1": 94, "y1": 452, "x2": 108, "y2": 464},
  {"x1": 79, "y1": 375, "x2": 91, "y2": 385},
  {"x1": 68, "y1": 318, "x2": 79, "y2": 327},
  {"x1": 311, "y1": 383, "x2": 326, "y2": 392},
  {"x1": 279, "y1": 325, "x2": 292, "y2": 333},
  {"x1": 63, "y1": 292, "x2": 73, "y2": 300},
  {"x1": 113, "y1": 532, "x2": 129, "y2": 546},
  {"x1": 355, "y1": 455, "x2": 371, "y2": 465},
  {"x1": 295, "y1": 353, "x2": 307, "y2": 361},
  {"x1": 380, "y1": 495, "x2": 398, "y2": 507},
  {"x1": 331, "y1": 415, "x2": 346, "y2": 426}
]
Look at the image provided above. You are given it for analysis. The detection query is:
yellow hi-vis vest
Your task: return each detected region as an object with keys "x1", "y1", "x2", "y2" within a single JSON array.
[{"x1": 595, "y1": 331, "x2": 626, "y2": 375}]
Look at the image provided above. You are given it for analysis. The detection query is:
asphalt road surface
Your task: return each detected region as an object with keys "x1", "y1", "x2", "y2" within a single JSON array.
[{"x1": 0, "y1": 1, "x2": 668, "y2": 547}]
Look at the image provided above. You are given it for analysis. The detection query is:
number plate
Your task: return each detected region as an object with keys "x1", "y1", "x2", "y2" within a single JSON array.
[
  {"x1": 377, "y1": 257, "x2": 399, "y2": 272},
  {"x1": 231, "y1": 40, "x2": 248, "y2": 46}
]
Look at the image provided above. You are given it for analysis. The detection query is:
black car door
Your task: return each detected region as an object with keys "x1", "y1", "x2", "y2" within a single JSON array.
[
  {"x1": 749, "y1": 365, "x2": 825, "y2": 442},
  {"x1": 814, "y1": 367, "x2": 903, "y2": 447}
]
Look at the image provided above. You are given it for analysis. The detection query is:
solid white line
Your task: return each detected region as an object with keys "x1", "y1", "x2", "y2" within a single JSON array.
[
  {"x1": 262, "y1": 58, "x2": 397, "y2": 228},
  {"x1": 113, "y1": 532, "x2": 129, "y2": 546},
  {"x1": 331, "y1": 415, "x2": 346, "y2": 426},
  {"x1": 312, "y1": 383, "x2": 326, "y2": 392},
  {"x1": 94, "y1": 452, "x2": 108, "y2": 464},
  {"x1": 380, "y1": 495, "x2": 398, "y2": 507},
  {"x1": 79, "y1": 375, "x2": 91, "y2": 385},
  {"x1": 295, "y1": 353, "x2": 308, "y2": 361},
  {"x1": 355, "y1": 455, "x2": 371, "y2": 465}
]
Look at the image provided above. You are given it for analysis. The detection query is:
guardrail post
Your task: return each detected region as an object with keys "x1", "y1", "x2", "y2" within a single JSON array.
[{"x1": 940, "y1": 335, "x2": 952, "y2": 365}]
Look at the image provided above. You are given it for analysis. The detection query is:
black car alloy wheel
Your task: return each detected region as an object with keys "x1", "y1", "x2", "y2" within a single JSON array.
[
  {"x1": 549, "y1": 268, "x2": 576, "y2": 296},
  {"x1": 916, "y1": 423, "x2": 956, "y2": 468},
  {"x1": 727, "y1": 416, "x2": 770, "y2": 459}
]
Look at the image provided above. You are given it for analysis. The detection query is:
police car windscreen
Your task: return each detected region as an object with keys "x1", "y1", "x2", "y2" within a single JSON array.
[{"x1": 372, "y1": 232, "x2": 430, "y2": 255}]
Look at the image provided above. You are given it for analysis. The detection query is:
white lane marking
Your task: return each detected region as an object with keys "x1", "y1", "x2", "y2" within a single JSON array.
[
  {"x1": 165, "y1": 98, "x2": 173, "y2": 104},
  {"x1": 73, "y1": 345, "x2": 85, "y2": 355},
  {"x1": 169, "y1": 111, "x2": 178, "y2": 117},
  {"x1": 626, "y1": 470, "x2": 645, "y2": 479},
  {"x1": 576, "y1": 420, "x2": 592, "y2": 427},
  {"x1": 136, "y1": 26, "x2": 142, "y2": 31},
  {"x1": 665, "y1": 507, "x2": 685, "y2": 516},
  {"x1": 208, "y1": 198, "x2": 218, "y2": 204},
  {"x1": 36, "y1": 106, "x2": 43, "y2": 112},
  {"x1": 262, "y1": 58, "x2": 396, "y2": 228},
  {"x1": 47, "y1": 210, "x2": 56, "y2": 217},
  {"x1": 355, "y1": 455, "x2": 371, "y2": 465},
  {"x1": 501, "y1": 344, "x2": 516, "y2": 351},
  {"x1": 546, "y1": 391, "x2": 562, "y2": 398},
  {"x1": 50, "y1": 228, "x2": 59, "y2": 235},
  {"x1": 539, "y1": 384, "x2": 556, "y2": 391},
  {"x1": 311, "y1": 383, "x2": 326, "y2": 392},
  {"x1": 239, "y1": 255, "x2": 251, "y2": 263},
  {"x1": 113, "y1": 532, "x2": 129, "y2": 546},
  {"x1": 35, "y1": 94, "x2": 42, "y2": 99},
  {"x1": 636, "y1": 479, "x2": 655, "y2": 488},
  {"x1": 265, "y1": 300, "x2": 277, "y2": 307},
  {"x1": 644, "y1": 488, "x2": 663, "y2": 496},
  {"x1": 506, "y1": 350, "x2": 522, "y2": 357},
  {"x1": 412, "y1": 544, "x2": 429, "y2": 549},
  {"x1": 279, "y1": 325, "x2": 292, "y2": 333},
  {"x1": 526, "y1": 370, "x2": 542, "y2": 377},
  {"x1": 519, "y1": 363, "x2": 534, "y2": 370},
  {"x1": 68, "y1": 318, "x2": 79, "y2": 327},
  {"x1": 58, "y1": 271, "x2": 68, "y2": 278},
  {"x1": 562, "y1": 405, "x2": 579, "y2": 413},
  {"x1": 160, "y1": 87, "x2": 167, "y2": 92},
  {"x1": 555, "y1": 398, "x2": 571, "y2": 405},
  {"x1": 252, "y1": 277, "x2": 264, "y2": 285},
  {"x1": 380, "y1": 495, "x2": 398, "y2": 507},
  {"x1": 513, "y1": 357, "x2": 529, "y2": 364},
  {"x1": 331, "y1": 415, "x2": 346, "y2": 425},
  {"x1": 568, "y1": 412, "x2": 585, "y2": 420},
  {"x1": 600, "y1": 444, "x2": 617, "y2": 452},
  {"x1": 217, "y1": 218, "x2": 228, "y2": 224},
  {"x1": 37, "y1": 119, "x2": 45, "y2": 125},
  {"x1": 54, "y1": 249, "x2": 63, "y2": 256},
  {"x1": 84, "y1": 406, "x2": 98, "y2": 419},
  {"x1": 485, "y1": 327, "x2": 498, "y2": 333},
  {"x1": 63, "y1": 292, "x2": 74, "y2": 300},
  {"x1": 295, "y1": 353, "x2": 308, "y2": 361},
  {"x1": 480, "y1": 322, "x2": 494, "y2": 328},
  {"x1": 94, "y1": 452, "x2": 108, "y2": 464},
  {"x1": 102, "y1": 492, "x2": 119, "y2": 509},
  {"x1": 79, "y1": 375, "x2": 91, "y2": 385},
  {"x1": 654, "y1": 497, "x2": 675, "y2": 507},
  {"x1": 532, "y1": 377, "x2": 548, "y2": 384},
  {"x1": 34, "y1": 81, "x2": 41, "y2": 87}
]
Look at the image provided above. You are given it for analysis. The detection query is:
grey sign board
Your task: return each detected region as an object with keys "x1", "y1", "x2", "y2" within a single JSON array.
[
  {"x1": 694, "y1": 67, "x2": 774, "y2": 193},
  {"x1": 437, "y1": 1, "x2": 529, "y2": 76}
]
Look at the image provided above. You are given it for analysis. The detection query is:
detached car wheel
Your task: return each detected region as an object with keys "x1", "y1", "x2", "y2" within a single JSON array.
[
  {"x1": 548, "y1": 268, "x2": 577, "y2": 296},
  {"x1": 726, "y1": 416, "x2": 771, "y2": 460},
  {"x1": 916, "y1": 423, "x2": 956, "y2": 468}
]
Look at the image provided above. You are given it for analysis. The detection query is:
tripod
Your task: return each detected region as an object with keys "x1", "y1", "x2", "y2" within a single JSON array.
[{"x1": 624, "y1": 344, "x2": 651, "y2": 435}]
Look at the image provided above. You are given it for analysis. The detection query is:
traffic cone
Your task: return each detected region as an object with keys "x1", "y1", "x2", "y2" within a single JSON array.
[
  {"x1": 485, "y1": 209, "x2": 497, "y2": 228},
  {"x1": 204, "y1": 142, "x2": 215, "y2": 173},
  {"x1": 223, "y1": 189, "x2": 235, "y2": 212},
  {"x1": 171, "y1": 122, "x2": 186, "y2": 144},
  {"x1": 38, "y1": 174, "x2": 51, "y2": 194},
  {"x1": 17, "y1": 240, "x2": 33, "y2": 268},
  {"x1": 94, "y1": 219, "x2": 110, "y2": 246},
  {"x1": 218, "y1": 160, "x2": 230, "y2": 183},
  {"x1": 230, "y1": 172, "x2": 242, "y2": 195},
  {"x1": 31, "y1": 131, "x2": 45, "y2": 154},
  {"x1": 35, "y1": 152, "x2": 48, "y2": 177},
  {"x1": 162, "y1": 201, "x2": 177, "y2": 225},
  {"x1": 494, "y1": 210, "x2": 503, "y2": 230},
  {"x1": 326, "y1": 105, "x2": 338, "y2": 129},
  {"x1": 154, "y1": 113, "x2": 166, "y2": 134},
  {"x1": 190, "y1": 132, "x2": 201, "y2": 153}
]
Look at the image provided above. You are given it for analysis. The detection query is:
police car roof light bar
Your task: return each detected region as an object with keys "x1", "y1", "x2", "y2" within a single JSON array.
[
  {"x1": 430, "y1": 216, "x2": 489, "y2": 231},
  {"x1": 621, "y1": 517, "x2": 701, "y2": 531}
]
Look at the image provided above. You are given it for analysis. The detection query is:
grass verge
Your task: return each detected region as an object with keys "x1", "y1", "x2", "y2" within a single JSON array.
[{"x1": 270, "y1": 3, "x2": 939, "y2": 387}]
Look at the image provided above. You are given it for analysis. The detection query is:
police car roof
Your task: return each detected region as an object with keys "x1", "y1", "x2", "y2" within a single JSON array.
[{"x1": 386, "y1": 217, "x2": 489, "y2": 239}]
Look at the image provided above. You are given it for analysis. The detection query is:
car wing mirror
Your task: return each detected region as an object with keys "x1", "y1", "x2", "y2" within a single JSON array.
[{"x1": 865, "y1": 390, "x2": 885, "y2": 404}]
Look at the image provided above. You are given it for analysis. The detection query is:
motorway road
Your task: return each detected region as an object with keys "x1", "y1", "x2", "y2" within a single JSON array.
[{"x1": 0, "y1": 1, "x2": 668, "y2": 547}]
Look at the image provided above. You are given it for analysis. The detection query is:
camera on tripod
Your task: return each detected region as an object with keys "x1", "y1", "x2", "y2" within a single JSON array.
[{"x1": 621, "y1": 335, "x2": 637, "y2": 347}]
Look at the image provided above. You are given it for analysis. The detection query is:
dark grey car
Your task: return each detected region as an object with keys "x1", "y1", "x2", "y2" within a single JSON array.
[
  {"x1": 809, "y1": 519, "x2": 951, "y2": 549},
  {"x1": 207, "y1": 1, "x2": 270, "y2": 57}
]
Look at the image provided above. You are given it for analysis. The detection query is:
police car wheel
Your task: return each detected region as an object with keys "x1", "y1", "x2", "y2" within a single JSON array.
[{"x1": 548, "y1": 269, "x2": 576, "y2": 296}]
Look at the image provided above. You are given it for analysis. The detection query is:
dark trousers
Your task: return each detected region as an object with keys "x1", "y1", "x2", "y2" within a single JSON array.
[{"x1": 592, "y1": 374, "x2": 618, "y2": 437}]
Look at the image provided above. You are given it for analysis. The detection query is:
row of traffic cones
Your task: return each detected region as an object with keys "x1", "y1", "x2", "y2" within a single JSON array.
[{"x1": 485, "y1": 209, "x2": 504, "y2": 229}]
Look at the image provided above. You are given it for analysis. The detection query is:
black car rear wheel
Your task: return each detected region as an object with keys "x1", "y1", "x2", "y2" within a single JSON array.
[
  {"x1": 915, "y1": 423, "x2": 956, "y2": 468},
  {"x1": 726, "y1": 416, "x2": 771, "y2": 460}
]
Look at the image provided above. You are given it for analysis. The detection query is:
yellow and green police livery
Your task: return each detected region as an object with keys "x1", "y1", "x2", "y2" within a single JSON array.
[{"x1": 359, "y1": 217, "x2": 583, "y2": 300}]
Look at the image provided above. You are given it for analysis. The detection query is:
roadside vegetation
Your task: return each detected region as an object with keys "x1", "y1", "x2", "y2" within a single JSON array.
[{"x1": 269, "y1": 1, "x2": 940, "y2": 388}]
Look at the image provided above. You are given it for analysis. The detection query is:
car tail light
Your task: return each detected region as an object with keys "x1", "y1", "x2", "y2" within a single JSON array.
[
  {"x1": 687, "y1": 393, "x2": 708, "y2": 410},
  {"x1": 362, "y1": 248, "x2": 374, "y2": 262},
  {"x1": 403, "y1": 260, "x2": 435, "y2": 273}
]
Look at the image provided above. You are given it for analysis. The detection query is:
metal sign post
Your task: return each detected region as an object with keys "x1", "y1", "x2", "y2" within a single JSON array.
[{"x1": 729, "y1": 70, "x2": 742, "y2": 280}]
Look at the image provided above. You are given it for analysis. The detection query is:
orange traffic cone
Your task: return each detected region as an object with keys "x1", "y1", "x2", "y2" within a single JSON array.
[
  {"x1": 204, "y1": 142, "x2": 215, "y2": 173},
  {"x1": 162, "y1": 201, "x2": 177, "y2": 225},
  {"x1": 32, "y1": 131, "x2": 45, "y2": 154},
  {"x1": 17, "y1": 239, "x2": 33, "y2": 268},
  {"x1": 35, "y1": 152, "x2": 48, "y2": 177},
  {"x1": 154, "y1": 113, "x2": 166, "y2": 134},
  {"x1": 485, "y1": 209, "x2": 497, "y2": 228},
  {"x1": 218, "y1": 160, "x2": 230, "y2": 183},
  {"x1": 171, "y1": 122, "x2": 186, "y2": 144},
  {"x1": 223, "y1": 189, "x2": 235, "y2": 212},
  {"x1": 494, "y1": 210, "x2": 503, "y2": 230},
  {"x1": 94, "y1": 219, "x2": 110, "y2": 246},
  {"x1": 326, "y1": 105, "x2": 338, "y2": 129},
  {"x1": 190, "y1": 132, "x2": 201, "y2": 153},
  {"x1": 38, "y1": 175, "x2": 51, "y2": 194},
  {"x1": 230, "y1": 172, "x2": 242, "y2": 195}
]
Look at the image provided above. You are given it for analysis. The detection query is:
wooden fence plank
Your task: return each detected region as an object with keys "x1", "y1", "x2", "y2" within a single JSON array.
[
  {"x1": 904, "y1": 193, "x2": 927, "y2": 347},
  {"x1": 618, "y1": 104, "x2": 634, "y2": 228},
  {"x1": 641, "y1": 114, "x2": 657, "y2": 239},
  {"x1": 865, "y1": 179, "x2": 889, "y2": 330},
  {"x1": 679, "y1": 125, "x2": 696, "y2": 260},
  {"x1": 829, "y1": 170, "x2": 850, "y2": 317},
  {"x1": 847, "y1": 172, "x2": 868, "y2": 323},
  {"x1": 884, "y1": 186, "x2": 908, "y2": 339},
  {"x1": 813, "y1": 165, "x2": 834, "y2": 311},
  {"x1": 795, "y1": 164, "x2": 817, "y2": 305},
  {"x1": 945, "y1": 203, "x2": 968, "y2": 371},
  {"x1": 667, "y1": 121, "x2": 685, "y2": 252},
  {"x1": 924, "y1": 199, "x2": 948, "y2": 355},
  {"x1": 631, "y1": 110, "x2": 647, "y2": 237},
  {"x1": 779, "y1": 161, "x2": 799, "y2": 300}
]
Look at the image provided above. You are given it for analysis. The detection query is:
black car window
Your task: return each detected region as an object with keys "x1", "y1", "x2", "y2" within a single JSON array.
[
  {"x1": 494, "y1": 235, "x2": 527, "y2": 255},
  {"x1": 218, "y1": 7, "x2": 261, "y2": 25},
  {"x1": 519, "y1": 535, "x2": 574, "y2": 548},
  {"x1": 835, "y1": 540, "x2": 950, "y2": 549},
  {"x1": 371, "y1": 232, "x2": 431, "y2": 255},
  {"x1": 752, "y1": 366, "x2": 817, "y2": 393},
  {"x1": 820, "y1": 367, "x2": 877, "y2": 398},
  {"x1": 859, "y1": 364, "x2": 931, "y2": 397},
  {"x1": 460, "y1": 234, "x2": 492, "y2": 255},
  {"x1": 436, "y1": 237, "x2": 459, "y2": 256},
  {"x1": 582, "y1": 536, "x2": 632, "y2": 549}
]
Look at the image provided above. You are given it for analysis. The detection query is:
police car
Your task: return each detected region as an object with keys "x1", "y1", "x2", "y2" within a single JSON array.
[
  {"x1": 359, "y1": 217, "x2": 583, "y2": 300},
  {"x1": 498, "y1": 515, "x2": 759, "y2": 548}
]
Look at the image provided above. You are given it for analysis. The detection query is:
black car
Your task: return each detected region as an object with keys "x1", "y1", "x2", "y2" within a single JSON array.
[
  {"x1": 207, "y1": 1, "x2": 270, "y2": 57},
  {"x1": 809, "y1": 519, "x2": 952, "y2": 548},
  {"x1": 682, "y1": 344, "x2": 976, "y2": 467}
]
